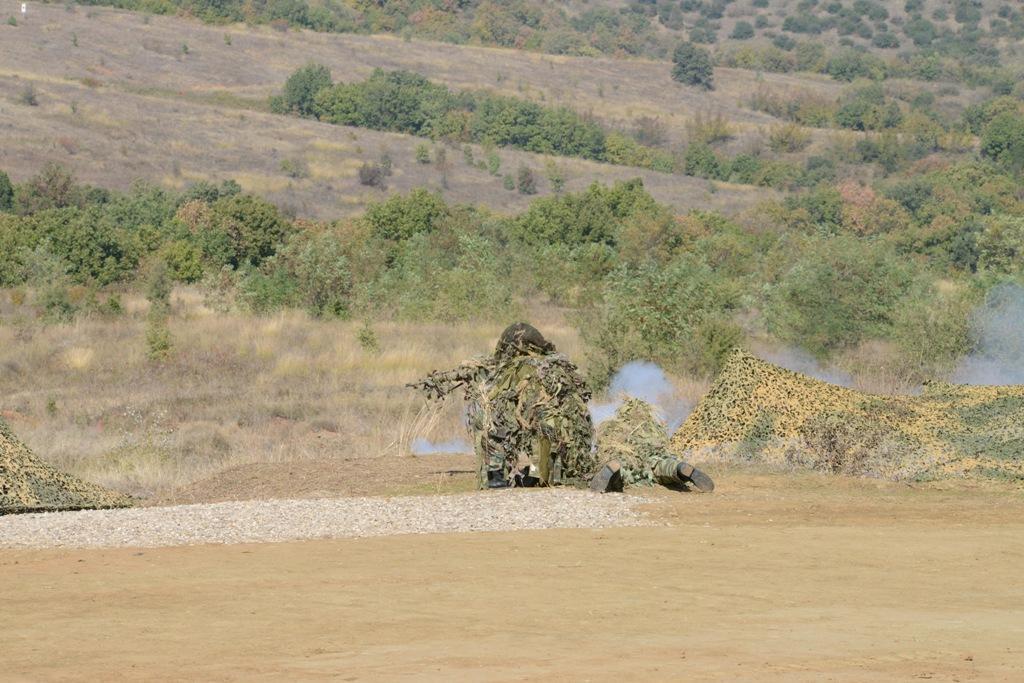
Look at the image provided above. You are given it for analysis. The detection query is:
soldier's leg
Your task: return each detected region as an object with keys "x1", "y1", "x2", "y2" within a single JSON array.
[
  {"x1": 477, "y1": 428, "x2": 511, "y2": 489},
  {"x1": 651, "y1": 455, "x2": 714, "y2": 492},
  {"x1": 589, "y1": 460, "x2": 624, "y2": 493}
]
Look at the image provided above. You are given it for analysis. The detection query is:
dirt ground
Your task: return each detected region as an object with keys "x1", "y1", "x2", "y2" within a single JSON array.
[{"x1": 3, "y1": 468, "x2": 1023, "y2": 681}]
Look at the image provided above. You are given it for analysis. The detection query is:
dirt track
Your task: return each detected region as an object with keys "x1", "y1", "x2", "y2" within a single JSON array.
[{"x1": 2, "y1": 472, "x2": 1023, "y2": 681}]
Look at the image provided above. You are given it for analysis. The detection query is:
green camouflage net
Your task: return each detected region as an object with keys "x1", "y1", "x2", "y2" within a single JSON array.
[
  {"x1": 671, "y1": 349, "x2": 1024, "y2": 481},
  {"x1": 0, "y1": 417, "x2": 133, "y2": 514}
]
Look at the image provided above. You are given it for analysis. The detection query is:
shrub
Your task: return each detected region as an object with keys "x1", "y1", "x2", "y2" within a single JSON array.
[
  {"x1": 363, "y1": 188, "x2": 449, "y2": 242},
  {"x1": 415, "y1": 143, "x2": 431, "y2": 164},
  {"x1": 209, "y1": 194, "x2": 294, "y2": 268},
  {"x1": 671, "y1": 42, "x2": 714, "y2": 90},
  {"x1": 976, "y1": 215, "x2": 1024, "y2": 275},
  {"x1": 0, "y1": 170, "x2": 13, "y2": 211},
  {"x1": 767, "y1": 123, "x2": 811, "y2": 152},
  {"x1": 511, "y1": 179, "x2": 659, "y2": 246},
  {"x1": 279, "y1": 230, "x2": 353, "y2": 317},
  {"x1": 158, "y1": 240, "x2": 204, "y2": 283},
  {"x1": 358, "y1": 162, "x2": 387, "y2": 188},
  {"x1": 731, "y1": 21, "x2": 755, "y2": 39},
  {"x1": 683, "y1": 143, "x2": 722, "y2": 179},
  {"x1": 980, "y1": 113, "x2": 1024, "y2": 172},
  {"x1": 272, "y1": 63, "x2": 332, "y2": 117},
  {"x1": 765, "y1": 236, "x2": 916, "y2": 356},
  {"x1": 39, "y1": 285, "x2": 78, "y2": 324},
  {"x1": 18, "y1": 84, "x2": 37, "y2": 106},
  {"x1": 280, "y1": 158, "x2": 309, "y2": 178},
  {"x1": 579, "y1": 256, "x2": 744, "y2": 381},
  {"x1": 14, "y1": 163, "x2": 83, "y2": 214},
  {"x1": 517, "y1": 166, "x2": 537, "y2": 195},
  {"x1": 686, "y1": 112, "x2": 733, "y2": 144}
]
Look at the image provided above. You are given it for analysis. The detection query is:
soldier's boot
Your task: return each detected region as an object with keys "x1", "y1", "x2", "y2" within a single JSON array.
[
  {"x1": 589, "y1": 460, "x2": 624, "y2": 493},
  {"x1": 676, "y1": 462, "x2": 714, "y2": 493},
  {"x1": 486, "y1": 469, "x2": 509, "y2": 489}
]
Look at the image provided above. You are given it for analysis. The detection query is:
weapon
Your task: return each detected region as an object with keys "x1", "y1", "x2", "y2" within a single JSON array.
[{"x1": 406, "y1": 358, "x2": 492, "y2": 401}]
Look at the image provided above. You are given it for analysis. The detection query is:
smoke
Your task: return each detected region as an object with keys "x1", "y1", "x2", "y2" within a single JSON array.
[
  {"x1": 953, "y1": 283, "x2": 1024, "y2": 385},
  {"x1": 410, "y1": 437, "x2": 471, "y2": 456},
  {"x1": 590, "y1": 361, "x2": 694, "y2": 432},
  {"x1": 759, "y1": 347, "x2": 854, "y2": 388}
]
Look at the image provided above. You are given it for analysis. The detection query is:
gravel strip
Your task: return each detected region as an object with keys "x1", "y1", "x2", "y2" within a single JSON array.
[{"x1": 0, "y1": 490, "x2": 650, "y2": 549}]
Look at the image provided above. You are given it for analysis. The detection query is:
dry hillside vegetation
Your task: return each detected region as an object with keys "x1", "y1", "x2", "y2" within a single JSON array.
[
  {"x1": 0, "y1": 289, "x2": 699, "y2": 499},
  {"x1": 0, "y1": 4, "x2": 865, "y2": 215}
]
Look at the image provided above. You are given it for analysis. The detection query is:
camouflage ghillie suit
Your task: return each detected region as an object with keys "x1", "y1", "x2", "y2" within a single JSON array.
[
  {"x1": 595, "y1": 398, "x2": 712, "y2": 491},
  {"x1": 410, "y1": 323, "x2": 596, "y2": 488}
]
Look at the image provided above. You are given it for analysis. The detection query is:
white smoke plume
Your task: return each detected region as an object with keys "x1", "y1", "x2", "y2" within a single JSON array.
[
  {"x1": 410, "y1": 437, "x2": 471, "y2": 456},
  {"x1": 590, "y1": 361, "x2": 694, "y2": 432},
  {"x1": 759, "y1": 347, "x2": 854, "y2": 387},
  {"x1": 953, "y1": 283, "x2": 1024, "y2": 385}
]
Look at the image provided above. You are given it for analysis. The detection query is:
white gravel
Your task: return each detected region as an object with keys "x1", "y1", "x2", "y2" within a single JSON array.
[{"x1": 0, "y1": 489, "x2": 650, "y2": 549}]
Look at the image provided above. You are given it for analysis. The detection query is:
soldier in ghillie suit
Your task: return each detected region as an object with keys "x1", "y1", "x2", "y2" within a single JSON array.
[
  {"x1": 409, "y1": 322, "x2": 595, "y2": 488},
  {"x1": 590, "y1": 398, "x2": 714, "y2": 493},
  {"x1": 409, "y1": 322, "x2": 714, "y2": 493}
]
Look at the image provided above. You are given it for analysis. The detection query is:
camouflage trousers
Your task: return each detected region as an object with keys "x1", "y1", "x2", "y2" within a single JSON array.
[
  {"x1": 609, "y1": 452, "x2": 693, "y2": 489},
  {"x1": 473, "y1": 431, "x2": 566, "y2": 488}
]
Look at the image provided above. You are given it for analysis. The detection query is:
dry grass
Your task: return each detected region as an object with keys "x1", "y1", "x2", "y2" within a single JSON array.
[
  {"x1": 0, "y1": 287, "x2": 605, "y2": 499},
  {"x1": 0, "y1": 4, "x2": 827, "y2": 217}
]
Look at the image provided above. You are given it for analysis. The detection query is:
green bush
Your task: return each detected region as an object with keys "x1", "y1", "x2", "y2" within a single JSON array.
[
  {"x1": 980, "y1": 113, "x2": 1024, "y2": 173},
  {"x1": 511, "y1": 179, "x2": 660, "y2": 246},
  {"x1": 14, "y1": 163, "x2": 84, "y2": 215},
  {"x1": 579, "y1": 256, "x2": 744, "y2": 382},
  {"x1": 271, "y1": 62, "x2": 332, "y2": 117},
  {"x1": 976, "y1": 215, "x2": 1024, "y2": 275},
  {"x1": 0, "y1": 170, "x2": 13, "y2": 212},
  {"x1": 362, "y1": 188, "x2": 449, "y2": 242},
  {"x1": 517, "y1": 166, "x2": 537, "y2": 195},
  {"x1": 672, "y1": 42, "x2": 714, "y2": 90},
  {"x1": 765, "y1": 235, "x2": 917, "y2": 356},
  {"x1": 683, "y1": 143, "x2": 722, "y2": 179},
  {"x1": 159, "y1": 240, "x2": 204, "y2": 283},
  {"x1": 282, "y1": 231, "x2": 353, "y2": 317},
  {"x1": 208, "y1": 194, "x2": 294, "y2": 268},
  {"x1": 731, "y1": 21, "x2": 755, "y2": 39},
  {"x1": 310, "y1": 69, "x2": 649, "y2": 167}
]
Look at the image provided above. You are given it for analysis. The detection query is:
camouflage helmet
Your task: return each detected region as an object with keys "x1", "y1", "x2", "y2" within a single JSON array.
[{"x1": 495, "y1": 322, "x2": 556, "y2": 358}]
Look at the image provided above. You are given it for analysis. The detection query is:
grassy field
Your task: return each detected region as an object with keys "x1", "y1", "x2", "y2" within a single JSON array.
[{"x1": 0, "y1": 286, "x2": 712, "y2": 498}]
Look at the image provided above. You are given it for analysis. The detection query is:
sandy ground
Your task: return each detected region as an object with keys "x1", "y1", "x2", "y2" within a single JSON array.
[{"x1": 2, "y1": 470, "x2": 1023, "y2": 681}]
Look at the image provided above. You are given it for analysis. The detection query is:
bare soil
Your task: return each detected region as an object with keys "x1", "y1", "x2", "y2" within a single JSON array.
[
  {"x1": 155, "y1": 454, "x2": 479, "y2": 505},
  {"x1": 3, "y1": 469, "x2": 1023, "y2": 681}
]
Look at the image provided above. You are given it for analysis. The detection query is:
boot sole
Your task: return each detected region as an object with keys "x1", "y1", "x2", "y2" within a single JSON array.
[
  {"x1": 686, "y1": 467, "x2": 715, "y2": 493},
  {"x1": 590, "y1": 462, "x2": 623, "y2": 493}
]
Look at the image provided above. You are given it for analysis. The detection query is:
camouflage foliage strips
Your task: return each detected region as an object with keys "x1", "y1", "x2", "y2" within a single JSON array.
[
  {"x1": 671, "y1": 350, "x2": 1024, "y2": 482},
  {"x1": 0, "y1": 417, "x2": 133, "y2": 514}
]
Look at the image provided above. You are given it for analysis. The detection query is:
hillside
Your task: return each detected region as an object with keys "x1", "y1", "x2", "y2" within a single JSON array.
[{"x1": 0, "y1": 3, "x2": 803, "y2": 217}]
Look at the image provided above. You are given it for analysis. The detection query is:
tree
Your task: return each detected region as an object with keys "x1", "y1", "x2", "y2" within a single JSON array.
[
  {"x1": 210, "y1": 194, "x2": 294, "y2": 267},
  {"x1": 981, "y1": 113, "x2": 1024, "y2": 173},
  {"x1": 14, "y1": 163, "x2": 82, "y2": 215},
  {"x1": 0, "y1": 170, "x2": 13, "y2": 212},
  {"x1": 276, "y1": 63, "x2": 332, "y2": 117},
  {"x1": 671, "y1": 42, "x2": 714, "y2": 90},
  {"x1": 731, "y1": 21, "x2": 755, "y2": 39}
]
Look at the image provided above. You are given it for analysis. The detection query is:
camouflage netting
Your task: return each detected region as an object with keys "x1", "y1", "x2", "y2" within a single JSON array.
[
  {"x1": 0, "y1": 417, "x2": 133, "y2": 514},
  {"x1": 671, "y1": 349, "x2": 1024, "y2": 481}
]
